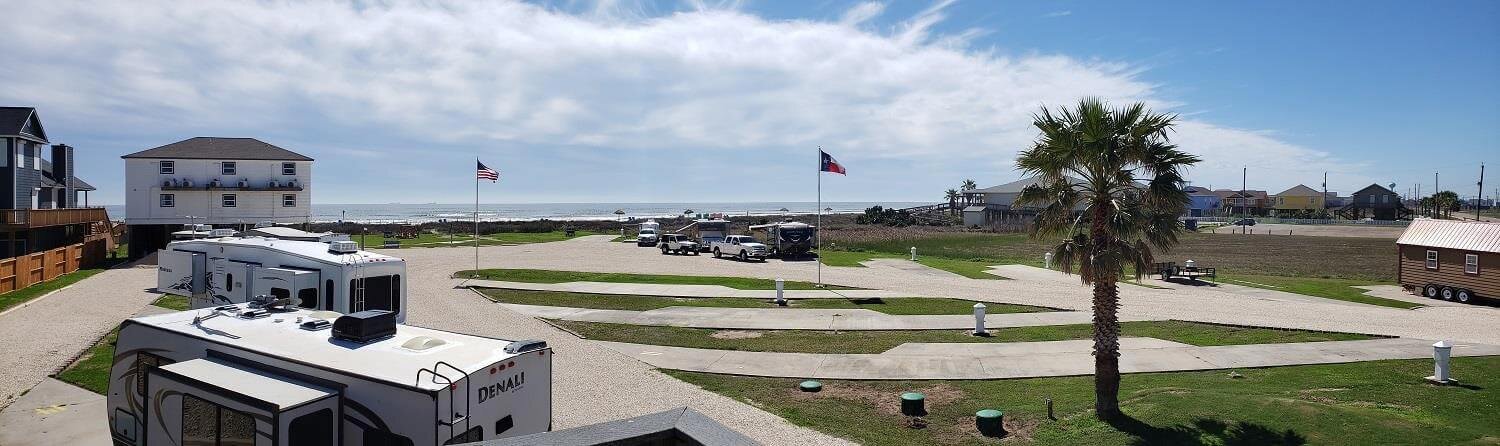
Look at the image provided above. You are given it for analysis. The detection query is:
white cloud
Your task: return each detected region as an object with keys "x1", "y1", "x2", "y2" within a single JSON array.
[
  {"x1": 1042, "y1": 10, "x2": 1073, "y2": 18},
  {"x1": 0, "y1": 0, "x2": 1368, "y2": 200}
]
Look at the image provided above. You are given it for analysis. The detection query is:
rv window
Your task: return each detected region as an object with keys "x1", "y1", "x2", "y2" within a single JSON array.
[
  {"x1": 443, "y1": 426, "x2": 483, "y2": 445},
  {"x1": 361, "y1": 429, "x2": 414, "y2": 446},
  {"x1": 325, "y1": 280, "x2": 334, "y2": 311},
  {"x1": 226, "y1": 274, "x2": 234, "y2": 292},
  {"x1": 135, "y1": 353, "x2": 174, "y2": 397},
  {"x1": 297, "y1": 288, "x2": 318, "y2": 309},
  {"x1": 1426, "y1": 250, "x2": 1438, "y2": 270},
  {"x1": 181, "y1": 394, "x2": 256, "y2": 446},
  {"x1": 288, "y1": 408, "x2": 333, "y2": 446}
]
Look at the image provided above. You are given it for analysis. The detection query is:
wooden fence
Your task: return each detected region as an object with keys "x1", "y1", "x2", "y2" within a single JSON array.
[{"x1": 0, "y1": 234, "x2": 110, "y2": 294}]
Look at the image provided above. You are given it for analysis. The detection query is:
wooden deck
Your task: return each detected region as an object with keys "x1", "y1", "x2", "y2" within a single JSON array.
[{"x1": 0, "y1": 208, "x2": 111, "y2": 229}]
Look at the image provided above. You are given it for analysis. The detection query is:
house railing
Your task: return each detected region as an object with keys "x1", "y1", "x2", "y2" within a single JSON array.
[{"x1": 0, "y1": 208, "x2": 111, "y2": 228}]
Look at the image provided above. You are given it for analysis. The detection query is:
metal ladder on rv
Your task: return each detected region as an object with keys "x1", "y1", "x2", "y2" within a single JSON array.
[{"x1": 416, "y1": 361, "x2": 471, "y2": 445}]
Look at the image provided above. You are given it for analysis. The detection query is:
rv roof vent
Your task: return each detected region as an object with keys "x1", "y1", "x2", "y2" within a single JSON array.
[
  {"x1": 211, "y1": 229, "x2": 237, "y2": 237},
  {"x1": 401, "y1": 336, "x2": 447, "y2": 351},
  {"x1": 328, "y1": 241, "x2": 359, "y2": 253}
]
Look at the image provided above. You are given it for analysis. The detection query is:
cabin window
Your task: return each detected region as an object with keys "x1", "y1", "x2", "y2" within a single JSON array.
[
  {"x1": 1467, "y1": 254, "x2": 1479, "y2": 275},
  {"x1": 444, "y1": 426, "x2": 483, "y2": 445},
  {"x1": 297, "y1": 288, "x2": 318, "y2": 309},
  {"x1": 159, "y1": 160, "x2": 175, "y2": 174},
  {"x1": 221, "y1": 194, "x2": 237, "y2": 207},
  {"x1": 1426, "y1": 250, "x2": 1439, "y2": 270},
  {"x1": 181, "y1": 394, "x2": 255, "y2": 446},
  {"x1": 220, "y1": 161, "x2": 236, "y2": 175},
  {"x1": 134, "y1": 353, "x2": 173, "y2": 396},
  {"x1": 349, "y1": 275, "x2": 401, "y2": 314},
  {"x1": 288, "y1": 408, "x2": 333, "y2": 446},
  {"x1": 324, "y1": 280, "x2": 334, "y2": 311},
  {"x1": 282, "y1": 162, "x2": 296, "y2": 176},
  {"x1": 361, "y1": 428, "x2": 414, "y2": 446},
  {"x1": 160, "y1": 194, "x2": 175, "y2": 207},
  {"x1": 283, "y1": 194, "x2": 297, "y2": 207}
]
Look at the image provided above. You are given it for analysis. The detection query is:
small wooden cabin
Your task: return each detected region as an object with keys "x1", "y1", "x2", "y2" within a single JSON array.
[{"x1": 1395, "y1": 218, "x2": 1500, "y2": 304}]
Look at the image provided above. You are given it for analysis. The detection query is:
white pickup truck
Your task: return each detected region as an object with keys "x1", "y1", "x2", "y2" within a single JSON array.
[{"x1": 711, "y1": 235, "x2": 768, "y2": 262}]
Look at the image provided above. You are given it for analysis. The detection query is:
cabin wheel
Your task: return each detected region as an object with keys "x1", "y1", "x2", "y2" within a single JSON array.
[
  {"x1": 1455, "y1": 289, "x2": 1473, "y2": 304},
  {"x1": 1440, "y1": 287, "x2": 1455, "y2": 301},
  {"x1": 1424, "y1": 284, "x2": 1440, "y2": 298}
]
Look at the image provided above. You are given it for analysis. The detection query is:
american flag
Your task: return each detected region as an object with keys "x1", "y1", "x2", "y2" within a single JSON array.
[{"x1": 476, "y1": 160, "x2": 499, "y2": 182}]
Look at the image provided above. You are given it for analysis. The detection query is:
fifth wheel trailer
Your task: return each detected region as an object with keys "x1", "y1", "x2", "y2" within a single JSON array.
[
  {"x1": 105, "y1": 303, "x2": 553, "y2": 446},
  {"x1": 156, "y1": 236, "x2": 408, "y2": 321}
]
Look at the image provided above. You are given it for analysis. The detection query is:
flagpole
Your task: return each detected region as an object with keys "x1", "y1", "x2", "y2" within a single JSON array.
[
  {"x1": 474, "y1": 157, "x2": 480, "y2": 277},
  {"x1": 816, "y1": 145, "x2": 822, "y2": 287}
]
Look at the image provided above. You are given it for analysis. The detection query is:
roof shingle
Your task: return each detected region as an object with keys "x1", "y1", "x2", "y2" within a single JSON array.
[{"x1": 122, "y1": 137, "x2": 313, "y2": 161}]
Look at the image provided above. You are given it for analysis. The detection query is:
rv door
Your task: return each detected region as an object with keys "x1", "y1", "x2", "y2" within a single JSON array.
[
  {"x1": 157, "y1": 250, "x2": 206, "y2": 298},
  {"x1": 208, "y1": 259, "x2": 256, "y2": 307},
  {"x1": 144, "y1": 359, "x2": 339, "y2": 446}
]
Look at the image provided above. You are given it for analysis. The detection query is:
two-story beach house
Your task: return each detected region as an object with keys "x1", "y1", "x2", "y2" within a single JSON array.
[
  {"x1": 122, "y1": 137, "x2": 312, "y2": 258},
  {"x1": 1336, "y1": 183, "x2": 1409, "y2": 221},
  {"x1": 1271, "y1": 184, "x2": 1326, "y2": 217},
  {"x1": 0, "y1": 107, "x2": 108, "y2": 257},
  {"x1": 1184, "y1": 186, "x2": 1223, "y2": 218}
]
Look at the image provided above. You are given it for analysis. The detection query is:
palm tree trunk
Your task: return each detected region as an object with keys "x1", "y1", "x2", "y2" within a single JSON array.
[{"x1": 1091, "y1": 205, "x2": 1122, "y2": 420}]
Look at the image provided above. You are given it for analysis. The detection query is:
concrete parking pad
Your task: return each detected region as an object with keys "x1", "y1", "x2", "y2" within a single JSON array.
[
  {"x1": 502, "y1": 302, "x2": 1162, "y2": 330},
  {"x1": 595, "y1": 337, "x2": 1500, "y2": 380},
  {"x1": 466, "y1": 279, "x2": 925, "y2": 299},
  {"x1": 0, "y1": 378, "x2": 108, "y2": 446}
]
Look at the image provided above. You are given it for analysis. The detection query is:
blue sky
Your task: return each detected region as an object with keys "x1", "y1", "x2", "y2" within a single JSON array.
[{"x1": 3, "y1": 0, "x2": 1496, "y2": 204}]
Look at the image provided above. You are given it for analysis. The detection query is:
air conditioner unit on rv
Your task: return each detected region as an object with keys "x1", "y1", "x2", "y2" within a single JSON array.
[{"x1": 328, "y1": 241, "x2": 359, "y2": 253}]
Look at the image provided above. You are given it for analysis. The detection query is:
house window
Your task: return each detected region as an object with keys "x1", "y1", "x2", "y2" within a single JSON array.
[
  {"x1": 221, "y1": 194, "x2": 237, "y2": 207},
  {"x1": 283, "y1": 194, "x2": 296, "y2": 207},
  {"x1": 1426, "y1": 250, "x2": 1438, "y2": 270},
  {"x1": 282, "y1": 162, "x2": 296, "y2": 176},
  {"x1": 221, "y1": 161, "x2": 236, "y2": 175},
  {"x1": 159, "y1": 161, "x2": 175, "y2": 174},
  {"x1": 160, "y1": 194, "x2": 175, "y2": 207},
  {"x1": 1466, "y1": 254, "x2": 1479, "y2": 275}
]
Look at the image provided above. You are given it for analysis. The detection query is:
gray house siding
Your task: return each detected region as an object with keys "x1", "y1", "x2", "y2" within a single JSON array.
[
  {"x1": 12, "y1": 140, "x2": 40, "y2": 209},
  {"x1": 1, "y1": 138, "x2": 14, "y2": 209}
]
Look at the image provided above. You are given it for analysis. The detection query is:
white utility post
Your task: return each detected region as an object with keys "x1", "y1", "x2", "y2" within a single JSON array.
[
  {"x1": 1428, "y1": 340, "x2": 1453, "y2": 384},
  {"x1": 1044, "y1": 252, "x2": 1053, "y2": 269},
  {"x1": 972, "y1": 303, "x2": 988, "y2": 336},
  {"x1": 910, "y1": 246, "x2": 917, "y2": 261},
  {"x1": 775, "y1": 278, "x2": 786, "y2": 306}
]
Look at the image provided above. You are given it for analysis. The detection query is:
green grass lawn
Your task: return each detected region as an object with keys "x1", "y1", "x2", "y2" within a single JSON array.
[
  {"x1": 666, "y1": 355, "x2": 1500, "y2": 446},
  {"x1": 478, "y1": 288, "x2": 1051, "y2": 315},
  {"x1": 457, "y1": 268, "x2": 859, "y2": 290},
  {"x1": 152, "y1": 294, "x2": 190, "y2": 311},
  {"x1": 373, "y1": 230, "x2": 594, "y2": 248},
  {"x1": 56, "y1": 328, "x2": 117, "y2": 394},
  {"x1": 1219, "y1": 274, "x2": 1416, "y2": 309},
  {"x1": 550, "y1": 320, "x2": 1373, "y2": 354},
  {"x1": 0, "y1": 266, "x2": 115, "y2": 313}
]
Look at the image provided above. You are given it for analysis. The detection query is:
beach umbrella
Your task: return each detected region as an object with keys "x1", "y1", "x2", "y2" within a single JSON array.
[{"x1": 614, "y1": 209, "x2": 625, "y2": 222}]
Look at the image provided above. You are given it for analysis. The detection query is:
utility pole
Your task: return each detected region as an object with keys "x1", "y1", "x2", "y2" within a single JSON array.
[
  {"x1": 1478, "y1": 163, "x2": 1486, "y2": 220},
  {"x1": 1241, "y1": 166, "x2": 1247, "y2": 234},
  {"x1": 1322, "y1": 171, "x2": 1327, "y2": 216}
]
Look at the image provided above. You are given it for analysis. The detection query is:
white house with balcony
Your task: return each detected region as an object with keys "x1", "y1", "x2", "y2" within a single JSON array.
[{"x1": 122, "y1": 137, "x2": 313, "y2": 258}]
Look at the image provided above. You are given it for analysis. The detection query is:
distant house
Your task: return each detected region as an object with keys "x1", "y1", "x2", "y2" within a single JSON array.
[
  {"x1": 1184, "y1": 186, "x2": 1222, "y2": 218},
  {"x1": 1395, "y1": 218, "x2": 1499, "y2": 303},
  {"x1": 1214, "y1": 189, "x2": 1269, "y2": 216},
  {"x1": 1271, "y1": 184, "x2": 1325, "y2": 217},
  {"x1": 1324, "y1": 192, "x2": 1348, "y2": 209},
  {"x1": 1337, "y1": 184, "x2": 1408, "y2": 220},
  {"x1": 0, "y1": 106, "x2": 109, "y2": 257}
]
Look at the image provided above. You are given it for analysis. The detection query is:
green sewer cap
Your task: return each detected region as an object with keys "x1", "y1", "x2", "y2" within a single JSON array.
[
  {"x1": 901, "y1": 392, "x2": 925, "y2": 401},
  {"x1": 798, "y1": 381, "x2": 823, "y2": 392},
  {"x1": 976, "y1": 409, "x2": 1003, "y2": 419}
]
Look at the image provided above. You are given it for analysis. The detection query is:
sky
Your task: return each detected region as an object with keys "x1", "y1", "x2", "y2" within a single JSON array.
[{"x1": 1, "y1": 0, "x2": 1496, "y2": 205}]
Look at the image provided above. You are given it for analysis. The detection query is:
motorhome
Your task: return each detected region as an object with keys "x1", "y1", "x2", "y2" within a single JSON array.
[
  {"x1": 676, "y1": 218, "x2": 731, "y2": 251},
  {"x1": 157, "y1": 236, "x2": 408, "y2": 321},
  {"x1": 105, "y1": 303, "x2": 552, "y2": 446},
  {"x1": 748, "y1": 221, "x2": 816, "y2": 257}
]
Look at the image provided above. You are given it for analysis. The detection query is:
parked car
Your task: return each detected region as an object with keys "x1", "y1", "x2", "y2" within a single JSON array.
[
  {"x1": 659, "y1": 233, "x2": 700, "y2": 255},
  {"x1": 1234, "y1": 218, "x2": 1257, "y2": 226},
  {"x1": 712, "y1": 235, "x2": 768, "y2": 262},
  {"x1": 637, "y1": 228, "x2": 660, "y2": 246}
]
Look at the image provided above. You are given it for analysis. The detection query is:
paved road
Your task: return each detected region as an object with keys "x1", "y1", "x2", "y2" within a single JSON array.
[
  {"x1": 498, "y1": 302, "x2": 1160, "y2": 330},
  {"x1": 0, "y1": 265, "x2": 160, "y2": 410},
  {"x1": 1202, "y1": 223, "x2": 1404, "y2": 238},
  {"x1": 466, "y1": 279, "x2": 927, "y2": 298},
  {"x1": 387, "y1": 236, "x2": 1500, "y2": 346},
  {"x1": 595, "y1": 337, "x2": 1500, "y2": 380}
]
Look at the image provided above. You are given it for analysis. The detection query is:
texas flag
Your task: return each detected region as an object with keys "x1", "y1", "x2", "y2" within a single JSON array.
[{"x1": 819, "y1": 150, "x2": 846, "y2": 175}]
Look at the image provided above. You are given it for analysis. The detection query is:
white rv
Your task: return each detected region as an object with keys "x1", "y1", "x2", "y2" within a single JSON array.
[
  {"x1": 677, "y1": 219, "x2": 731, "y2": 251},
  {"x1": 105, "y1": 304, "x2": 553, "y2": 446},
  {"x1": 157, "y1": 236, "x2": 408, "y2": 322}
]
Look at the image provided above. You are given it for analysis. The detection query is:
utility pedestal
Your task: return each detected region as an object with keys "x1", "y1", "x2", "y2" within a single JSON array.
[
  {"x1": 1427, "y1": 340, "x2": 1454, "y2": 384},
  {"x1": 972, "y1": 303, "x2": 989, "y2": 336}
]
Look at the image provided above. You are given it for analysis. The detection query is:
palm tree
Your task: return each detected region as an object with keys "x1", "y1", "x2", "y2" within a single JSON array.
[
  {"x1": 944, "y1": 189, "x2": 961, "y2": 214},
  {"x1": 961, "y1": 179, "x2": 978, "y2": 205},
  {"x1": 1015, "y1": 98, "x2": 1199, "y2": 420}
]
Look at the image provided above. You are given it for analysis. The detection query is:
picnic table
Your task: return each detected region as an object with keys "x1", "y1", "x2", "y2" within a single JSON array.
[{"x1": 1154, "y1": 262, "x2": 1217, "y2": 282}]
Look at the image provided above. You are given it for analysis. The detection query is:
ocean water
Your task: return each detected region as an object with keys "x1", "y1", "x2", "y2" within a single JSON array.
[{"x1": 101, "y1": 201, "x2": 932, "y2": 223}]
